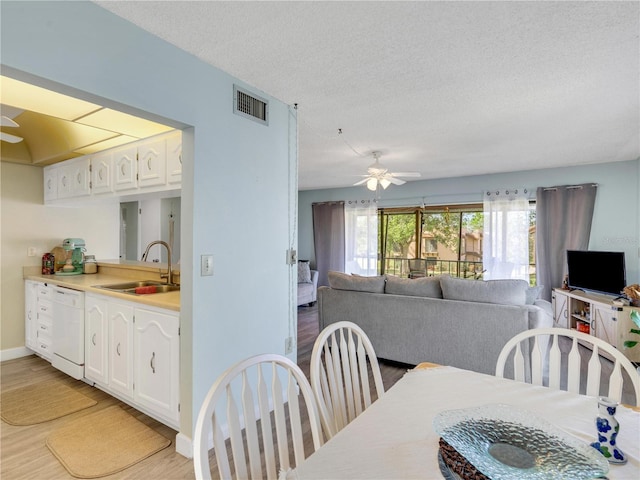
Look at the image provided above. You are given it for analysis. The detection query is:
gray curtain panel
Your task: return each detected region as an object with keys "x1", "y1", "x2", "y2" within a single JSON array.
[
  {"x1": 536, "y1": 184, "x2": 597, "y2": 301},
  {"x1": 312, "y1": 201, "x2": 345, "y2": 287}
]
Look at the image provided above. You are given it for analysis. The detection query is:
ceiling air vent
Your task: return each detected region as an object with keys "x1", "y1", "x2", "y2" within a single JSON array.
[{"x1": 233, "y1": 85, "x2": 269, "y2": 126}]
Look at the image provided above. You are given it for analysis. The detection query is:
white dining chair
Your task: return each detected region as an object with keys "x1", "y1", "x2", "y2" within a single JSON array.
[
  {"x1": 496, "y1": 327, "x2": 640, "y2": 406},
  {"x1": 310, "y1": 321, "x2": 385, "y2": 439},
  {"x1": 193, "y1": 353, "x2": 323, "y2": 480}
]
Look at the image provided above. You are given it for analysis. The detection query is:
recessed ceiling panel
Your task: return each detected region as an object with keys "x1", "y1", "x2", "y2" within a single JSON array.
[
  {"x1": 75, "y1": 109, "x2": 174, "y2": 138},
  {"x1": 74, "y1": 135, "x2": 139, "y2": 155}
]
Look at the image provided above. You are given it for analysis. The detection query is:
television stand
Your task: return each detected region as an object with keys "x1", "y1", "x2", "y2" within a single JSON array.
[{"x1": 552, "y1": 288, "x2": 639, "y2": 363}]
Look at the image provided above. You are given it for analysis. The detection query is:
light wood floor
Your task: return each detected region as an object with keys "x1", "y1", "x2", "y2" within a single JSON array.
[{"x1": 1, "y1": 305, "x2": 409, "y2": 479}]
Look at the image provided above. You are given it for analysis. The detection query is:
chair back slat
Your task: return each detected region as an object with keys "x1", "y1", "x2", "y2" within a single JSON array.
[
  {"x1": 495, "y1": 327, "x2": 640, "y2": 407},
  {"x1": 311, "y1": 321, "x2": 385, "y2": 440},
  {"x1": 193, "y1": 354, "x2": 323, "y2": 480},
  {"x1": 256, "y1": 364, "x2": 276, "y2": 480},
  {"x1": 566, "y1": 337, "x2": 581, "y2": 394},
  {"x1": 585, "y1": 345, "x2": 602, "y2": 398},
  {"x1": 548, "y1": 335, "x2": 562, "y2": 390},
  {"x1": 345, "y1": 329, "x2": 364, "y2": 418},
  {"x1": 270, "y1": 363, "x2": 289, "y2": 475},
  {"x1": 338, "y1": 329, "x2": 357, "y2": 422},
  {"x1": 530, "y1": 336, "x2": 543, "y2": 385}
]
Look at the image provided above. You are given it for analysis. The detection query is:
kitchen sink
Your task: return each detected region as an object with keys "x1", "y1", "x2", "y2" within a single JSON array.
[{"x1": 94, "y1": 280, "x2": 180, "y2": 295}]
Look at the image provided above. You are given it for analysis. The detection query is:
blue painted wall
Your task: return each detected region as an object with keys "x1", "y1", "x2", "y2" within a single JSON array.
[
  {"x1": 1, "y1": 1, "x2": 298, "y2": 449},
  {"x1": 299, "y1": 159, "x2": 640, "y2": 284}
]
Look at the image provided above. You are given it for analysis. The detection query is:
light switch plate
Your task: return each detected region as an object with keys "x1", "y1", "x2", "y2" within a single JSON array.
[{"x1": 201, "y1": 254, "x2": 213, "y2": 276}]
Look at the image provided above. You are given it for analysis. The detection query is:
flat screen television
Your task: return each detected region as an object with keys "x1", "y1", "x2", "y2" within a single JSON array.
[{"x1": 566, "y1": 250, "x2": 626, "y2": 297}]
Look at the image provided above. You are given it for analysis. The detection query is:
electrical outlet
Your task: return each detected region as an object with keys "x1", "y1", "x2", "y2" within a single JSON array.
[
  {"x1": 286, "y1": 248, "x2": 297, "y2": 265},
  {"x1": 285, "y1": 336, "x2": 294, "y2": 354},
  {"x1": 200, "y1": 254, "x2": 213, "y2": 276}
]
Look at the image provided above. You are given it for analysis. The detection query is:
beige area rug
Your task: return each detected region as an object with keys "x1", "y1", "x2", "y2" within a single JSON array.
[
  {"x1": 46, "y1": 405, "x2": 171, "y2": 478},
  {"x1": 1, "y1": 380, "x2": 97, "y2": 426}
]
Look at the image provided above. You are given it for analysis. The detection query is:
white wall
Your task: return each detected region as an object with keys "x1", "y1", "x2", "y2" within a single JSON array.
[
  {"x1": 299, "y1": 159, "x2": 640, "y2": 284},
  {"x1": 0, "y1": 162, "x2": 119, "y2": 354},
  {"x1": 1, "y1": 1, "x2": 297, "y2": 449}
]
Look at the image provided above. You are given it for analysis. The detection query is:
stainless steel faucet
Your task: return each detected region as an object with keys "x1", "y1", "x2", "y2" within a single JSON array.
[{"x1": 142, "y1": 240, "x2": 174, "y2": 285}]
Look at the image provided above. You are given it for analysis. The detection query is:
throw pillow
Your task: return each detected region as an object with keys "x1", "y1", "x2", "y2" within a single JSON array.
[
  {"x1": 385, "y1": 275, "x2": 443, "y2": 298},
  {"x1": 328, "y1": 271, "x2": 386, "y2": 293},
  {"x1": 298, "y1": 261, "x2": 312, "y2": 284},
  {"x1": 440, "y1": 275, "x2": 529, "y2": 306},
  {"x1": 525, "y1": 285, "x2": 544, "y2": 305}
]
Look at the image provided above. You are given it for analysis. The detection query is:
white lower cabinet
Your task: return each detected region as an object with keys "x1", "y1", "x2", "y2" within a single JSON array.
[
  {"x1": 85, "y1": 294, "x2": 109, "y2": 385},
  {"x1": 133, "y1": 308, "x2": 180, "y2": 424},
  {"x1": 84, "y1": 293, "x2": 179, "y2": 428}
]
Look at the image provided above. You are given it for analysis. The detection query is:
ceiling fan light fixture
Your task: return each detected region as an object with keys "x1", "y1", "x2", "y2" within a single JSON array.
[
  {"x1": 380, "y1": 178, "x2": 391, "y2": 189},
  {"x1": 366, "y1": 178, "x2": 378, "y2": 191}
]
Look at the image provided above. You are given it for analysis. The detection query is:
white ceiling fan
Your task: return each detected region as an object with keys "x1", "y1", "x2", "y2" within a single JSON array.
[
  {"x1": 1, "y1": 114, "x2": 24, "y2": 143},
  {"x1": 354, "y1": 151, "x2": 420, "y2": 191}
]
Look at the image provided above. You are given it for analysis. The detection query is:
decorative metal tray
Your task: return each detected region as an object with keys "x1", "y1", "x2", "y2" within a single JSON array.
[{"x1": 433, "y1": 404, "x2": 609, "y2": 480}]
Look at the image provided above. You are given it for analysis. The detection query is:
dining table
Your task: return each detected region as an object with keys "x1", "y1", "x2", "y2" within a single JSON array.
[{"x1": 287, "y1": 364, "x2": 640, "y2": 479}]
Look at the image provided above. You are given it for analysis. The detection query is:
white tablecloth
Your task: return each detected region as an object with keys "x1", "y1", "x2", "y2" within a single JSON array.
[{"x1": 290, "y1": 366, "x2": 640, "y2": 479}]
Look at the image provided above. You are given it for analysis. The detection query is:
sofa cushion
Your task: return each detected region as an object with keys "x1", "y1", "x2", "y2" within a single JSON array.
[
  {"x1": 440, "y1": 275, "x2": 529, "y2": 306},
  {"x1": 328, "y1": 271, "x2": 386, "y2": 293},
  {"x1": 525, "y1": 285, "x2": 544, "y2": 304},
  {"x1": 385, "y1": 275, "x2": 443, "y2": 298},
  {"x1": 298, "y1": 260, "x2": 312, "y2": 284}
]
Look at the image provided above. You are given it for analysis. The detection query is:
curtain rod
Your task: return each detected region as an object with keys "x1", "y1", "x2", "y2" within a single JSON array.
[
  {"x1": 542, "y1": 183, "x2": 598, "y2": 191},
  {"x1": 312, "y1": 201, "x2": 345, "y2": 206}
]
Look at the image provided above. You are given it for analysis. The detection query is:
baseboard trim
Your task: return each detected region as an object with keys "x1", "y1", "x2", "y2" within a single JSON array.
[
  {"x1": 0, "y1": 346, "x2": 32, "y2": 362},
  {"x1": 175, "y1": 432, "x2": 193, "y2": 459}
]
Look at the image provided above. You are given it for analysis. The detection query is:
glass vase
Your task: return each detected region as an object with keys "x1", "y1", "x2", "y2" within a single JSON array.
[{"x1": 590, "y1": 396, "x2": 627, "y2": 464}]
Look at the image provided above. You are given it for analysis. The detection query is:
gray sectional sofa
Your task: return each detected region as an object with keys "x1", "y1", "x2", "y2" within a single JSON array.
[{"x1": 318, "y1": 272, "x2": 553, "y2": 376}]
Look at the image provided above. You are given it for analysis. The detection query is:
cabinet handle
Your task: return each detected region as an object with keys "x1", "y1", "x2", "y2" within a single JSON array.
[
  {"x1": 62, "y1": 176, "x2": 67, "y2": 187},
  {"x1": 150, "y1": 352, "x2": 156, "y2": 374},
  {"x1": 117, "y1": 343, "x2": 121, "y2": 356},
  {"x1": 40, "y1": 324, "x2": 47, "y2": 330},
  {"x1": 148, "y1": 158, "x2": 152, "y2": 171},
  {"x1": 92, "y1": 333, "x2": 96, "y2": 346},
  {"x1": 98, "y1": 169, "x2": 103, "y2": 180},
  {"x1": 47, "y1": 179, "x2": 52, "y2": 189},
  {"x1": 121, "y1": 164, "x2": 126, "y2": 176},
  {"x1": 178, "y1": 154, "x2": 182, "y2": 165},
  {"x1": 77, "y1": 172, "x2": 82, "y2": 184},
  {"x1": 41, "y1": 344, "x2": 47, "y2": 350}
]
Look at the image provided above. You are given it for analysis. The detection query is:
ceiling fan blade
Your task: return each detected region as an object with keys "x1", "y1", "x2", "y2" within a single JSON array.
[
  {"x1": 1, "y1": 115, "x2": 19, "y2": 128},
  {"x1": 386, "y1": 176, "x2": 406, "y2": 186},
  {"x1": 353, "y1": 177, "x2": 371, "y2": 186},
  {"x1": 1, "y1": 131, "x2": 23, "y2": 143},
  {"x1": 390, "y1": 172, "x2": 421, "y2": 178}
]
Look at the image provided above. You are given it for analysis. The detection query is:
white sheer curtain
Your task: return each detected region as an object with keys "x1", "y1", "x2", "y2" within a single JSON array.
[
  {"x1": 344, "y1": 199, "x2": 378, "y2": 276},
  {"x1": 483, "y1": 188, "x2": 530, "y2": 281}
]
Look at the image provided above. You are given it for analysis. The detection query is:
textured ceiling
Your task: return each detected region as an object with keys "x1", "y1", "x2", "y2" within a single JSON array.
[{"x1": 95, "y1": 1, "x2": 640, "y2": 190}]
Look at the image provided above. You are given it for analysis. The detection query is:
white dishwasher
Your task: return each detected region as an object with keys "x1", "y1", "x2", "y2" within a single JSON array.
[{"x1": 51, "y1": 286, "x2": 85, "y2": 380}]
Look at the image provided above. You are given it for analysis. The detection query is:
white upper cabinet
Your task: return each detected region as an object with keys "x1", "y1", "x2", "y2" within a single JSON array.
[
  {"x1": 166, "y1": 130, "x2": 182, "y2": 185},
  {"x1": 43, "y1": 130, "x2": 182, "y2": 204},
  {"x1": 113, "y1": 144, "x2": 138, "y2": 192},
  {"x1": 91, "y1": 150, "x2": 113, "y2": 195},
  {"x1": 137, "y1": 136, "x2": 167, "y2": 188},
  {"x1": 43, "y1": 165, "x2": 58, "y2": 202},
  {"x1": 57, "y1": 156, "x2": 91, "y2": 199}
]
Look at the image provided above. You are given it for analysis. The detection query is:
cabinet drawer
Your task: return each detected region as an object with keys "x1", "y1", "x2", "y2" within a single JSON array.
[
  {"x1": 35, "y1": 335, "x2": 52, "y2": 359},
  {"x1": 37, "y1": 299, "x2": 53, "y2": 317},
  {"x1": 37, "y1": 285, "x2": 52, "y2": 299},
  {"x1": 37, "y1": 318, "x2": 53, "y2": 338}
]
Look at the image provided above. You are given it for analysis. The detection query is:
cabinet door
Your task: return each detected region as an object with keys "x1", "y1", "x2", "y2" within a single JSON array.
[
  {"x1": 138, "y1": 137, "x2": 166, "y2": 188},
  {"x1": 56, "y1": 163, "x2": 73, "y2": 198},
  {"x1": 43, "y1": 166, "x2": 58, "y2": 202},
  {"x1": 552, "y1": 290, "x2": 569, "y2": 328},
  {"x1": 91, "y1": 151, "x2": 113, "y2": 195},
  {"x1": 113, "y1": 145, "x2": 138, "y2": 191},
  {"x1": 69, "y1": 156, "x2": 91, "y2": 197},
  {"x1": 108, "y1": 302, "x2": 134, "y2": 399},
  {"x1": 85, "y1": 295, "x2": 109, "y2": 385},
  {"x1": 592, "y1": 305, "x2": 618, "y2": 346},
  {"x1": 24, "y1": 281, "x2": 37, "y2": 350},
  {"x1": 166, "y1": 131, "x2": 182, "y2": 185},
  {"x1": 133, "y1": 308, "x2": 179, "y2": 424}
]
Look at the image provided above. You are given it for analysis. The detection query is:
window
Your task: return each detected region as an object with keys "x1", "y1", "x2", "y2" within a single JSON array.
[{"x1": 378, "y1": 204, "x2": 537, "y2": 284}]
